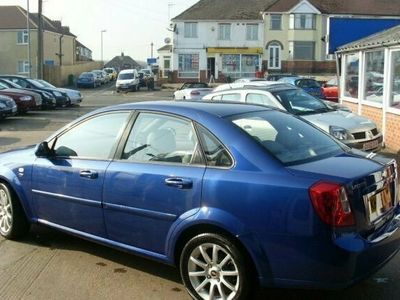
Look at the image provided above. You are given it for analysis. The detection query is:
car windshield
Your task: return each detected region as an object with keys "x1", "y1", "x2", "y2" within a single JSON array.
[
  {"x1": 80, "y1": 73, "x2": 93, "y2": 78},
  {"x1": 228, "y1": 110, "x2": 343, "y2": 165},
  {"x1": 0, "y1": 82, "x2": 7, "y2": 90},
  {"x1": 272, "y1": 89, "x2": 331, "y2": 115},
  {"x1": 38, "y1": 80, "x2": 56, "y2": 88},
  {"x1": 118, "y1": 73, "x2": 134, "y2": 80},
  {"x1": 296, "y1": 79, "x2": 320, "y2": 88},
  {"x1": 27, "y1": 79, "x2": 45, "y2": 88}
]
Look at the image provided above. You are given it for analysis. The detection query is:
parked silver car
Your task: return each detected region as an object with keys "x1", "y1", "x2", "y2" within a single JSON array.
[
  {"x1": 36, "y1": 79, "x2": 82, "y2": 105},
  {"x1": 203, "y1": 84, "x2": 383, "y2": 152}
]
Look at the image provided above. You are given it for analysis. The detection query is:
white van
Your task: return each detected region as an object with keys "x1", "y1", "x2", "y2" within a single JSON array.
[{"x1": 116, "y1": 69, "x2": 140, "y2": 92}]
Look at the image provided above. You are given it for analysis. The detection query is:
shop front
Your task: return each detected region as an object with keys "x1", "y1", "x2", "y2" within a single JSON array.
[
  {"x1": 207, "y1": 47, "x2": 263, "y2": 81},
  {"x1": 337, "y1": 25, "x2": 400, "y2": 151}
]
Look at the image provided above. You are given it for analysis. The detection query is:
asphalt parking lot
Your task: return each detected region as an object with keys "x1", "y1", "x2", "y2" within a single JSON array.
[{"x1": 0, "y1": 83, "x2": 400, "y2": 299}]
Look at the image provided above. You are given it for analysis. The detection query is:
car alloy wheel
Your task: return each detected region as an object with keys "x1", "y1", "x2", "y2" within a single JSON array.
[
  {"x1": 0, "y1": 183, "x2": 30, "y2": 239},
  {"x1": 180, "y1": 233, "x2": 252, "y2": 300},
  {"x1": 0, "y1": 185, "x2": 12, "y2": 235}
]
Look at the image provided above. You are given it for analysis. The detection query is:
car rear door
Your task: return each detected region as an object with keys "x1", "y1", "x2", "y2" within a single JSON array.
[{"x1": 103, "y1": 112, "x2": 205, "y2": 254}]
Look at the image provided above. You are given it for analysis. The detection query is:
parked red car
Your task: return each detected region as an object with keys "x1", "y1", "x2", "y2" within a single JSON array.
[
  {"x1": 322, "y1": 77, "x2": 339, "y2": 102},
  {"x1": 0, "y1": 82, "x2": 37, "y2": 113}
]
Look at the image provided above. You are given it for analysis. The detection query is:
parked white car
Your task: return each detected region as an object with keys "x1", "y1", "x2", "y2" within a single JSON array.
[
  {"x1": 116, "y1": 69, "x2": 140, "y2": 92},
  {"x1": 173, "y1": 82, "x2": 213, "y2": 100}
]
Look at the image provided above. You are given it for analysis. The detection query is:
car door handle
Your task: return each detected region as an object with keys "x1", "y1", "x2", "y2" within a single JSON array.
[
  {"x1": 79, "y1": 170, "x2": 98, "y2": 179},
  {"x1": 165, "y1": 178, "x2": 193, "y2": 189}
]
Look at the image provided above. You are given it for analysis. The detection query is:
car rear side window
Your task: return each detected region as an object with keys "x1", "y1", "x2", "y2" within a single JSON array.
[
  {"x1": 221, "y1": 93, "x2": 241, "y2": 102},
  {"x1": 197, "y1": 125, "x2": 233, "y2": 168},
  {"x1": 121, "y1": 113, "x2": 201, "y2": 164},
  {"x1": 229, "y1": 111, "x2": 342, "y2": 165}
]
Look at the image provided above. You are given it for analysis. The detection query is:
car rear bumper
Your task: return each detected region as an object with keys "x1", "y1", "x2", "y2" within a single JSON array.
[{"x1": 257, "y1": 209, "x2": 400, "y2": 289}]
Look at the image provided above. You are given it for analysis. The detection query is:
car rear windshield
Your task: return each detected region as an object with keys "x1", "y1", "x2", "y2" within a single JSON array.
[
  {"x1": 118, "y1": 73, "x2": 134, "y2": 80},
  {"x1": 227, "y1": 110, "x2": 343, "y2": 165},
  {"x1": 272, "y1": 89, "x2": 332, "y2": 115},
  {"x1": 80, "y1": 73, "x2": 93, "y2": 78}
]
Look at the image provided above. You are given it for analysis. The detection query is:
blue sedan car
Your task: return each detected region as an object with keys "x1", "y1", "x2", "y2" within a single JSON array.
[
  {"x1": 278, "y1": 76, "x2": 324, "y2": 99},
  {"x1": 0, "y1": 101, "x2": 399, "y2": 299},
  {"x1": 77, "y1": 72, "x2": 100, "y2": 88}
]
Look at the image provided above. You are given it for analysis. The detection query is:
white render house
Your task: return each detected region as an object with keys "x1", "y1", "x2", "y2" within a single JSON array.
[{"x1": 167, "y1": 0, "x2": 275, "y2": 82}]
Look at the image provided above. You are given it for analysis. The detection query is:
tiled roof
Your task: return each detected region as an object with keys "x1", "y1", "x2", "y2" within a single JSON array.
[
  {"x1": 104, "y1": 55, "x2": 143, "y2": 70},
  {"x1": 173, "y1": 0, "x2": 277, "y2": 21},
  {"x1": 337, "y1": 24, "x2": 400, "y2": 51},
  {"x1": 0, "y1": 5, "x2": 75, "y2": 36},
  {"x1": 265, "y1": 0, "x2": 400, "y2": 16}
]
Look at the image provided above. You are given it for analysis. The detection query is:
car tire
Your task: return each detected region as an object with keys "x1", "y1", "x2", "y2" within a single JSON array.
[
  {"x1": 180, "y1": 233, "x2": 253, "y2": 300},
  {"x1": 0, "y1": 183, "x2": 30, "y2": 239}
]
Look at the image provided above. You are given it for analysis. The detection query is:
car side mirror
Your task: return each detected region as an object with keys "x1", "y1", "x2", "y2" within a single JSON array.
[{"x1": 35, "y1": 141, "x2": 54, "y2": 158}]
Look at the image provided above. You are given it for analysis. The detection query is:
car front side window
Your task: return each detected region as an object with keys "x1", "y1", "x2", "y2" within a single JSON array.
[
  {"x1": 52, "y1": 112, "x2": 130, "y2": 159},
  {"x1": 122, "y1": 113, "x2": 201, "y2": 164}
]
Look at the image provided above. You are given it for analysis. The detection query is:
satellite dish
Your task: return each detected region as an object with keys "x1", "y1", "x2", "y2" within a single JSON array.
[{"x1": 164, "y1": 37, "x2": 171, "y2": 44}]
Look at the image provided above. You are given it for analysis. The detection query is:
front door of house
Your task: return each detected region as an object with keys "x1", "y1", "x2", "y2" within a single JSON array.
[{"x1": 268, "y1": 45, "x2": 281, "y2": 70}]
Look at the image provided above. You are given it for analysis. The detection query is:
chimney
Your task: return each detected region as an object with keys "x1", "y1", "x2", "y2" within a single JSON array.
[{"x1": 121, "y1": 52, "x2": 124, "y2": 57}]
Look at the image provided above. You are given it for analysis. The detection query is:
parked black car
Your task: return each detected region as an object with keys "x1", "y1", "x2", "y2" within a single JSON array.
[
  {"x1": 0, "y1": 78, "x2": 56, "y2": 109},
  {"x1": 0, "y1": 95, "x2": 17, "y2": 120},
  {"x1": 0, "y1": 75, "x2": 69, "y2": 107}
]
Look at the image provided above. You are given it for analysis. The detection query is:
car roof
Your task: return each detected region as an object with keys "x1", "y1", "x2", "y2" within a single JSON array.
[
  {"x1": 209, "y1": 83, "x2": 298, "y2": 94},
  {"x1": 96, "y1": 101, "x2": 270, "y2": 119}
]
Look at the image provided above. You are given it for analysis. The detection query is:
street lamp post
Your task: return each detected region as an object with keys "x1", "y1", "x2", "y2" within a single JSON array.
[{"x1": 101, "y1": 29, "x2": 106, "y2": 65}]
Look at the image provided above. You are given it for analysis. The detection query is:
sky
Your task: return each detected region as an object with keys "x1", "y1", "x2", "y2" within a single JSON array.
[{"x1": 1, "y1": 0, "x2": 199, "y2": 61}]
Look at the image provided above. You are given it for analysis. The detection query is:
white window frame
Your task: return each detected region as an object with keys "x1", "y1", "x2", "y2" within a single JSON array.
[
  {"x1": 17, "y1": 30, "x2": 29, "y2": 44},
  {"x1": 270, "y1": 14, "x2": 282, "y2": 30},
  {"x1": 178, "y1": 53, "x2": 199, "y2": 79},
  {"x1": 17, "y1": 60, "x2": 30, "y2": 74},
  {"x1": 218, "y1": 23, "x2": 231, "y2": 40},
  {"x1": 291, "y1": 13, "x2": 315, "y2": 30},
  {"x1": 341, "y1": 52, "x2": 361, "y2": 105},
  {"x1": 246, "y1": 24, "x2": 258, "y2": 41},
  {"x1": 387, "y1": 48, "x2": 400, "y2": 115},
  {"x1": 361, "y1": 49, "x2": 385, "y2": 108},
  {"x1": 184, "y1": 22, "x2": 198, "y2": 38}
]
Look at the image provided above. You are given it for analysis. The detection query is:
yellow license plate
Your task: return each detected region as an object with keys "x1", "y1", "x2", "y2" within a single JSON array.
[{"x1": 368, "y1": 185, "x2": 392, "y2": 222}]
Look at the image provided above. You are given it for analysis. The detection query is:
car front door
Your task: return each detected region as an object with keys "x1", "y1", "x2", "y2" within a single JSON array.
[
  {"x1": 32, "y1": 111, "x2": 131, "y2": 236},
  {"x1": 103, "y1": 112, "x2": 205, "y2": 254}
]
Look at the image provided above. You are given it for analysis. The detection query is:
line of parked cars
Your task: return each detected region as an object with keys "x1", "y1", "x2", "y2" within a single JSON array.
[
  {"x1": 0, "y1": 75, "x2": 82, "y2": 120},
  {"x1": 77, "y1": 67, "x2": 117, "y2": 88},
  {"x1": 174, "y1": 76, "x2": 383, "y2": 153}
]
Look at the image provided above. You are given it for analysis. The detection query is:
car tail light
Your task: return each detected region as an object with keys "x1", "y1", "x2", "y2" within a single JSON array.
[
  {"x1": 309, "y1": 182, "x2": 355, "y2": 227},
  {"x1": 190, "y1": 90, "x2": 201, "y2": 96}
]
